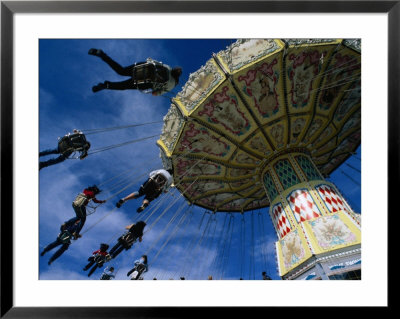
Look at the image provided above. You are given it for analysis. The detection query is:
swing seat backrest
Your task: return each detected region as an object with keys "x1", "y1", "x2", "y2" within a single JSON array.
[
  {"x1": 133, "y1": 63, "x2": 156, "y2": 84},
  {"x1": 154, "y1": 174, "x2": 167, "y2": 188},
  {"x1": 73, "y1": 193, "x2": 87, "y2": 207},
  {"x1": 58, "y1": 231, "x2": 72, "y2": 244}
]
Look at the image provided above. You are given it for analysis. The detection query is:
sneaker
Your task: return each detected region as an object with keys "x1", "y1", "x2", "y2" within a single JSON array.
[
  {"x1": 116, "y1": 199, "x2": 124, "y2": 208},
  {"x1": 92, "y1": 83, "x2": 106, "y2": 93},
  {"x1": 137, "y1": 206, "x2": 145, "y2": 213},
  {"x1": 88, "y1": 48, "x2": 104, "y2": 57}
]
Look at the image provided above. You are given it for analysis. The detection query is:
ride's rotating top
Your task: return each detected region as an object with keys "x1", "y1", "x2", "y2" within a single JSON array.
[{"x1": 158, "y1": 39, "x2": 361, "y2": 214}]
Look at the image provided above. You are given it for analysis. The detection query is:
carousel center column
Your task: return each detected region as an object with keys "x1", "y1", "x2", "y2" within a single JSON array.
[{"x1": 261, "y1": 151, "x2": 361, "y2": 280}]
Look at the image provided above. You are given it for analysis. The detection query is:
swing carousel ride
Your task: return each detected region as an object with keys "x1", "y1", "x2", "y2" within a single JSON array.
[{"x1": 158, "y1": 39, "x2": 362, "y2": 280}]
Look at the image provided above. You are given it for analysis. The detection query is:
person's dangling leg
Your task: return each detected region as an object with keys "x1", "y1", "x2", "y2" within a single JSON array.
[
  {"x1": 39, "y1": 148, "x2": 60, "y2": 157},
  {"x1": 39, "y1": 154, "x2": 68, "y2": 170},
  {"x1": 48, "y1": 243, "x2": 69, "y2": 265},
  {"x1": 137, "y1": 199, "x2": 150, "y2": 213},
  {"x1": 72, "y1": 205, "x2": 86, "y2": 235},
  {"x1": 111, "y1": 245, "x2": 125, "y2": 259},
  {"x1": 83, "y1": 258, "x2": 96, "y2": 271},
  {"x1": 109, "y1": 242, "x2": 121, "y2": 257},
  {"x1": 88, "y1": 49, "x2": 134, "y2": 76},
  {"x1": 92, "y1": 79, "x2": 136, "y2": 93},
  {"x1": 88, "y1": 264, "x2": 99, "y2": 277},
  {"x1": 41, "y1": 239, "x2": 62, "y2": 256}
]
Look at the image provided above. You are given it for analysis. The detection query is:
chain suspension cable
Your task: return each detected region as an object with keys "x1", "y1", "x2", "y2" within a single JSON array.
[
  {"x1": 82, "y1": 121, "x2": 163, "y2": 135},
  {"x1": 251, "y1": 211, "x2": 256, "y2": 280},
  {"x1": 81, "y1": 117, "x2": 180, "y2": 135},
  {"x1": 105, "y1": 207, "x2": 145, "y2": 247},
  {"x1": 243, "y1": 213, "x2": 247, "y2": 279},
  {"x1": 260, "y1": 210, "x2": 272, "y2": 277},
  {"x1": 192, "y1": 213, "x2": 215, "y2": 279},
  {"x1": 138, "y1": 151, "x2": 212, "y2": 227},
  {"x1": 103, "y1": 171, "x2": 143, "y2": 195},
  {"x1": 143, "y1": 199, "x2": 188, "y2": 258},
  {"x1": 149, "y1": 207, "x2": 192, "y2": 279},
  {"x1": 215, "y1": 213, "x2": 233, "y2": 279},
  {"x1": 294, "y1": 72, "x2": 361, "y2": 100},
  {"x1": 218, "y1": 213, "x2": 234, "y2": 279},
  {"x1": 179, "y1": 210, "x2": 208, "y2": 278},
  {"x1": 240, "y1": 214, "x2": 245, "y2": 279},
  {"x1": 209, "y1": 213, "x2": 228, "y2": 277},
  {"x1": 197, "y1": 214, "x2": 216, "y2": 280},
  {"x1": 99, "y1": 155, "x2": 163, "y2": 190},
  {"x1": 257, "y1": 212, "x2": 267, "y2": 274},
  {"x1": 154, "y1": 206, "x2": 195, "y2": 280},
  {"x1": 340, "y1": 169, "x2": 361, "y2": 187},
  {"x1": 199, "y1": 214, "x2": 218, "y2": 279},
  {"x1": 141, "y1": 189, "x2": 173, "y2": 221},
  {"x1": 103, "y1": 189, "x2": 172, "y2": 246},
  {"x1": 82, "y1": 177, "x2": 170, "y2": 240},
  {"x1": 330, "y1": 181, "x2": 361, "y2": 213},
  {"x1": 311, "y1": 59, "x2": 360, "y2": 84},
  {"x1": 86, "y1": 134, "x2": 160, "y2": 155},
  {"x1": 186, "y1": 210, "x2": 211, "y2": 280},
  {"x1": 96, "y1": 144, "x2": 198, "y2": 195},
  {"x1": 294, "y1": 59, "x2": 361, "y2": 90},
  {"x1": 144, "y1": 177, "x2": 199, "y2": 231},
  {"x1": 345, "y1": 163, "x2": 361, "y2": 173},
  {"x1": 108, "y1": 147, "x2": 198, "y2": 195},
  {"x1": 185, "y1": 213, "x2": 213, "y2": 279},
  {"x1": 221, "y1": 214, "x2": 235, "y2": 280},
  {"x1": 198, "y1": 210, "x2": 207, "y2": 230},
  {"x1": 143, "y1": 188, "x2": 183, "y2": 232},
  {"x1": 140, "y1": 162, "x2": 200, "y2": 229},
  {"x1": 79, "y1": 169, "x2": 150, "y2": 235},
  {"x1": 176, "y1": 211, "x2": 207, "y2": 279}
]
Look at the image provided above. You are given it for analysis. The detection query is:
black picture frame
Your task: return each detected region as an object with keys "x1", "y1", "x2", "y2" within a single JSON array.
[{"x1": 1, "y1": 1, "x2": 395, "y2": 317}]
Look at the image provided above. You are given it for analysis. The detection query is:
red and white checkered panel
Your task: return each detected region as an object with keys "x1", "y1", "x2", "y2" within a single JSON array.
[
  {"x1": 271, "y1": 203, "x2": 292, "y2": 238},
  {"x1": 316, "y1": 184, "x2": 349, "y2": 213},
  {"x1": 287, "y1": 189, "x2": 321, "y2": 223}
]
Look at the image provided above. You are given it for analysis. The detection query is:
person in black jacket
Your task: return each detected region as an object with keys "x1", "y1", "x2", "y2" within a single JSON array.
[
  {"x1": 88, "y1": 48, "x2": 182, "y2": 96},
  {"x1": 262, "y1": 271, "x2": 272, "y2": 280},
  {"x1": 83, "y1": 243, "x2": 111, "y2": 277},
  {"x1": 39, "y1": 129, "x2": 90, "y2": 170},
  {"x1": 40, "y1": 218, "x2": 81, "y2": 265},
  {"x1": 109, "y1": 221, "x2": 146, "y2": 259}
]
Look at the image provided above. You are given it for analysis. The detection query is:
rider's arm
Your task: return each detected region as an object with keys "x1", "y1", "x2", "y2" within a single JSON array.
[{"x1": 92, "y1": 197, "x2": 106, "y2": 204}]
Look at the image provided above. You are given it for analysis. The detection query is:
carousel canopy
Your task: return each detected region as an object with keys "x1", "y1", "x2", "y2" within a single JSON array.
[{"x1": 158, "y1": 39, "x2": 361, "y2": 213}]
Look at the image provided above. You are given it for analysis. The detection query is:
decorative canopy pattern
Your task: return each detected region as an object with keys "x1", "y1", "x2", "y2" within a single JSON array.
[{"x1": 158, "y1": 39, "x2": 361, "y2": 212}]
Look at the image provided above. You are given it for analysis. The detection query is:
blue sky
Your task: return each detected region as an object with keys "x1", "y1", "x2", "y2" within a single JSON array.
[{"x1": 39, "y1": 39, "x2": 361, "y2": 280}]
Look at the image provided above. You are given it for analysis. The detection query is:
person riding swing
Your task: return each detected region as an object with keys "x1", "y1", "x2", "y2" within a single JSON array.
[
  {"x1": 88, "y1": 48, "x2": 182, "y2": 96},
  {"x1": 116, "y1": 168, "x2": 173, "y2": 213},
  {"x1": 40, "y1": 218, "x2": 82, "y2": 265},
  {"x1": 108, "y1": 221, "x2": 146, "y2": 259},
  {"x1": 66, "y1": 185, "x2": 106, "y2": 237},
  {"x1": 83, "y1": 243, "x2": 112, "y2": 277},
  {"x1": 100, "y1": 266, "x2": 116, "y2": 280},
  {"x1": 127, "y1": 255, "x2": 148, "y2": 280},
  {"x1": 39, "y1": 129, "x2": 90, "y2": 170}
]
